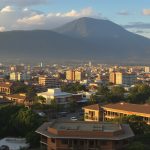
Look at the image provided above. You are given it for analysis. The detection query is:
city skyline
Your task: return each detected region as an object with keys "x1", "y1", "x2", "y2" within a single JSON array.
[{"x1": 0, "y1": 0, "x2": 150, "y2": 38}]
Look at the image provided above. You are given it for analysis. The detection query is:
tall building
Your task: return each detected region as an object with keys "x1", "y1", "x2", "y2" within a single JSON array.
[
  {"x1": 109, "y1": 71, "x2": 116, "y2": 84},
  {"x1": 66, "y1": 70, "x2": 85, "y2": 81},
  {"x1": 10, "y1": 72, "x2": 30, "y2": 81},
  {"x1": 66, "y1": 70, "x2": 75, "y2": 81},
  {"x1": 38, "y1": 75, "x2": 61, "y2": 88},
  {"x1": 36, "y1": 120, "x2": 134, "y2": 150},
  {"x1": 109, "y1": 72, "x2": 136, "y2": 86},
  {"x1": 145, "y1": 66, "x2": 150, "y2": 73}
]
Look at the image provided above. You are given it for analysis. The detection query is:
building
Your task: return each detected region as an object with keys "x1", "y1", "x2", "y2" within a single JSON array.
[
  {"x1": 37, "y1": 88, "x2": 72, "y2": 105},
  {"x1": 109, "y1": 72, "x2": 136, "y2": 86},
  {"x1": 10, "y1": 72, "x2": 30, "y2": 81},
  {"x1": 109, "y1": 71, "x2": 116, "y2": 84},
  {"x1": 39, "y1": 75, "x2": 61, "y2": 88},
  {"x1": 0, "y1": 82, "x2": 14, "y2": 94},
  {"x1": 83, "y1": 103, "x2": 150, "y2": 124},
  {"x1": 83, "y1": 104, "x2": 103, "y2": 122},
  {"x1": 103, "y1": 102, "x2": 150, "y2": 124},
  {"x1": 66, "y1": 70, "x2": 85, "y2": 81},
  {"x1": 0, "y1": 138, "x2": 29, "y2": 150},
  {"x1": 36, "y1": 120, "x2": 134, "y2": 150},
  {"x1": 6, "y1": 93, "x2": 26, "y2": 104},
  {"x1": 145, "y1": 66, "x2": 150, "y2": 73}
]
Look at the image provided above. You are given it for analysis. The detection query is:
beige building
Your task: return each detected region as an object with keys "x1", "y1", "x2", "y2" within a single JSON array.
[
  {"x1": 109, "y1": 71, "x2": 116, "y2": 84},
  {"x1": 39, "y1": 75, "x2": 61, "y2": 88},
  {"x1": 109, "y1": 72, "x2": 136, "y2": 86},
  {"x1": 36, "y1": 120, "x2": 134, "y2": 150},
  {"x1": 10, "y1": 72, "x2": 30, "y2": 81},
  {"x1": 0, "y1": 82, "x2": 14, "y2": 94},
  {"x1": 66, "y1": 70, "x2": 85, "y2": 81},
  {"x1": 83, "y1": 104, "x2": 103, "y2": 122},
  {"x1": 83, "y1": 103, "x2": 150, "y2": 125}
]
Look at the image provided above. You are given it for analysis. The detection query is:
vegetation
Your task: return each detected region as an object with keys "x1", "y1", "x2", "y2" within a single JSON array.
[
  {"x1": 0, "y1": 105, "x2": 45, "y2": 148},
  {"x1": 61, "y1": 82, "x2": 87, "y2": 93}
]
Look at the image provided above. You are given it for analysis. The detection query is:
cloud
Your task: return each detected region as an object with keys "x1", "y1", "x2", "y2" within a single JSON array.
[
  {"x1": 0, "y1": 26, "x2": 6, "y2": 32},
  {"x1": 143, "y1": 9, "x2": 150, "y2": 16},
  {"x1": 47, "y1": 7, "x2": 93, "y2": 17},
  {"x1": 124, "y1": 22, "x2": 150, "y2": 29},
  {"x1": 16, "y1": 7, "x2": 94, "y2": 27},
  {"x1": 117, "y1": 10, "x2": 130, "y2": 16},
  {"x1": 0, "y1": 0, "x2": 48, "y2": 7},
  {"x1": 0, "y1": 6, "x2": 14, "y2": 13},
  {"x1": 17, "y1": 14, "x2": 45, "y2": 25}
]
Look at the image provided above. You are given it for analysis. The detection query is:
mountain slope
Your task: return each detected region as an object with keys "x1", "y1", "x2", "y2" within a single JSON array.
[
  {"x1": 0, "y1": 17, "x2": 150, "y2": 63},
  {"x1": 0, "y1": 30, "x2": 92, "y2": 61},
  {"x1": 54, "y1": 17, "x2": 150, "y2": 61}
]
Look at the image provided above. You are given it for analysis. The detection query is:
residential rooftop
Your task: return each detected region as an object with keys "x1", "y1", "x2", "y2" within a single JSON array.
[
  {"x1": 103, "y1": 102, "x2": 150, "y2": 115},
  {"x1": 36, "y1": 120, "x2": 134, "y2": 140}
]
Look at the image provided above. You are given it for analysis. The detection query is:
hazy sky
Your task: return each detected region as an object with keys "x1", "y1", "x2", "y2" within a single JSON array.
[{"x1": 0, "y1": 0, "x2": 150, "y2": 38}]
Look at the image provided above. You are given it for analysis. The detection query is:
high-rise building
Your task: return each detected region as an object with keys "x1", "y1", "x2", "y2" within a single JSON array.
[
  {"x1": 145, "y1": 66, "x2": 150, "y2": 73},
  {"x1": 109, "y1": 72, "x2": 136, "y2": 86},
  {"x1": 38, "y1": 75, "x2": 61, "y2": 88},
  {"x1": 109, "y1": 71, "x2": 116, "y2": 84},
  {"x1": 66, "y1": 70, "x2": 85, "y2": 81},
  {"x1": 10, "y1": 72, "x2": 30, "y2": 81}
]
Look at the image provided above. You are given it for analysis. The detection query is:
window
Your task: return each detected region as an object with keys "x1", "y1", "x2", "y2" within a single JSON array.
[
  {"x1": 61, "y1": 139, "x2": 68, "y2": 145},
  {"x1": 51, "y1": 138, "x2": 55, "y2": 143}
]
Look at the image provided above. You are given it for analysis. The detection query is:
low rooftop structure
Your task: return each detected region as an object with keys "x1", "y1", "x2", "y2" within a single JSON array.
[
  {"x1": 0, "y1": 138, "x2": 29, "y2": 150},
  {"x1": 36, "y1": 120, "x2": 134, "y2": 150}
]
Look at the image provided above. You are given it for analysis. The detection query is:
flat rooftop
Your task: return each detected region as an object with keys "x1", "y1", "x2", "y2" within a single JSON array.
[
  {"x1": 103, "y1": 102, "x2": 150, "y2": 115},
  {"x1": 36, "y1": 120, "x2": 134, "y2": 140},
  {"x1": 52, "y1": 121, "x2": 120, "y2": 132}
]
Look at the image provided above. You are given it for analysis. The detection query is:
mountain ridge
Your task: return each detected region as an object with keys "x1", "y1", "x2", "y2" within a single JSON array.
[{"x1": 0, "y1": 17, "x2": 150, "y2": 63}]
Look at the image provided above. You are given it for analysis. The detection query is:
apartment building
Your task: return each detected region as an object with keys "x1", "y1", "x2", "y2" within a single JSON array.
[
  {"x1": 39, "y1": 75, "x2": 61, "y2": 88},
  {"x1": 109, "y1": 72, "x2": 136, "y2": 86},
  {"x1": 36, "y1": 120, "x2": 134, "y2": 150},
  {"x1": 37, "y1": 88, "x2": 72, "y2": 105},
  {"x1": 66, "y1": 70, "x2": 85, "y2": 81},
  {"x1": 0, "y1": 82, "x2": 14, "y2": 94},
  {"x1": 83, "y1": 103, "x2": 150, "y2": 125},
  {"x1": 10, "y1": 72, "x2": 30, "y2": 81}
]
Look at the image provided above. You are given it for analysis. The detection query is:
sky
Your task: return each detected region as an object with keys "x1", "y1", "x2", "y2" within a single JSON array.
[{"x1": 0, "y1": 0, "x2": 150, "y2": 38}]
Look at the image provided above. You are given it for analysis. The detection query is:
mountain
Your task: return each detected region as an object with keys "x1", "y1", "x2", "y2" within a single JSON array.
[
  {"x1": 0, "y1": 17, "x2": 150, "y2": 63},
  {"x1": 54, "y1": 17, "x2": 150, "y2": 63},
  {"x1": 0, "y1": 30, "x2": 92, "y2": 62}
]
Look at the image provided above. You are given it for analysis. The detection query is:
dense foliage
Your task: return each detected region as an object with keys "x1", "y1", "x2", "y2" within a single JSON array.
[{"x1": 0, "y1": 105, "x2": 45, "y2": 147}]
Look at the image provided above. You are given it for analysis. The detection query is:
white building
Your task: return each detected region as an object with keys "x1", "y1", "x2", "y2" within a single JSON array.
[
  {"x1": 0, "y1": 138, "x2": 29, "y2": 150},
  {"x1": 37, "y1": 88, "x2": 72, "y2": 105},
  {"x1": 10, "y1": 72, "x2": 30, "y2": 81}
]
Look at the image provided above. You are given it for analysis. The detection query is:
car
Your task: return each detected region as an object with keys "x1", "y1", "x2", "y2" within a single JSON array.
[{"x1": 70, "y1": 116, "x2": 78, "y2": 121}]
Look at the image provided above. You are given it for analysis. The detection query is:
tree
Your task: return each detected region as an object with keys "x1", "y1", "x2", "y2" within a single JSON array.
[
  {"x1": 26, "y1": 86, "x2": 37, "y2": 104},
  {"x1": 111, "y1": 115, "x2": 150, "y2": 135},
  {"x1": 37, "y1": 96, "x2": 46, "y2": 104}
]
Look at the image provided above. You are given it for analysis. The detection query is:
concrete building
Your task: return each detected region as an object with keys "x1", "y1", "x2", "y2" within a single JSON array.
[
  {"x1": 109, "y1": 72, "x2": 136, "y2": 86},
  {"x1": 145, "y1": 66, "x2": 150, "y2": 73},
  {"x1": 0, "y1": 138, "x2": 29, "y2": 150},
  {"x1": 6, "y1": 93, "x2": 26, "y2": 104},
  {"x1": 36, "y1": 120, "x2": 134, "y2": 150},
  {"x1": 37, "y1": 88, "x2": 72, "y2": 105},
  {"x1": 66, "y1": 70, "x2": 85, "y2": 81},
  {"x1": 109, "y1": 71, "x2": 116, "y2": 84},
  {"x1": 0, "y1": 82, "x2": 14, "y2": 94},
  {"x1": 39, "y1": 75, "x2": 61, "y2": 88},
  {"x1": 10, "y1": 72, "x2": 30, "y2": 81},
  {"x1": 83, "y1": 103, "x2": 150, "y2": 125}
]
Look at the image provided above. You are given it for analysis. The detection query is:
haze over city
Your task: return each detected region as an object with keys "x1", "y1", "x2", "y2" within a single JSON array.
[{"x1": 0, "y1": 1, "x2": 150, "y2": 150}]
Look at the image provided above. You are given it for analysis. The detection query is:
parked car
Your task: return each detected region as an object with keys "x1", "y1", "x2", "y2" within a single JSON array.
[{"x1": 70, "y1": 116, "x2": 78, "y2": 121}]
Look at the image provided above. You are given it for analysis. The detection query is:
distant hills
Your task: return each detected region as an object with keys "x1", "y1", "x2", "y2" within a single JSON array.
[{"x1": 0, "y1": 17, "x2": 150, "y2": 63}]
